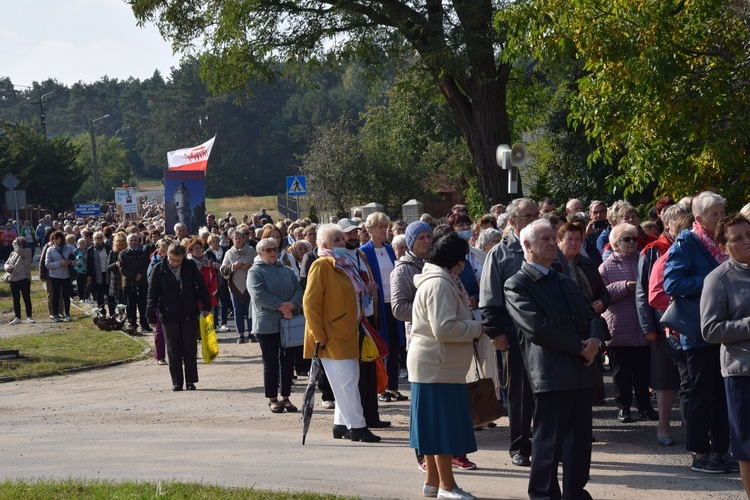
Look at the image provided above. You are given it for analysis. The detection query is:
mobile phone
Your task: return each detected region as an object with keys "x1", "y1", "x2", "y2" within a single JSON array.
[{"x1": 594, "y1": 220, "x2": 608, "y2": 229}]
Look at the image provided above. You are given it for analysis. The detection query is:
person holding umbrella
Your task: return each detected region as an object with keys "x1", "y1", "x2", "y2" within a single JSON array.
[{"x1": 302, "y1": 224, "x2": 380, "y2": 443}]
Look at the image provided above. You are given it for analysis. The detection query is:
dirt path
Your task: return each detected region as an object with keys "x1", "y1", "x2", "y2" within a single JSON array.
[{"x1": 0, "y1": 313, "x2": 745, "y2": 500}]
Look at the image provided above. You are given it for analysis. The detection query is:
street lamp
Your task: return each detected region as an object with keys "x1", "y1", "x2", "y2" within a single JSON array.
[{"x1": 90, "y1": 114, "x2": 110, "y2": 205}]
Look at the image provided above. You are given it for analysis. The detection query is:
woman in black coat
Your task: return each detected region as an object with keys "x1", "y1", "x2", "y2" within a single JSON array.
[{"x1": 147, "y1": 242, "x2": 212, "y2": 391}]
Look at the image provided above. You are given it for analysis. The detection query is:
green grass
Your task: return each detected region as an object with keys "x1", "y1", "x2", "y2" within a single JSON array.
[
  {"x1": 0, "y1": 479, "x2": 355, "y2": 499},
  {"x1": 205, "y1": 195, "x2": 280, "y2": 223},
  {"x1": 0, "y1": 280, "x2": 148, "y2": 380}
]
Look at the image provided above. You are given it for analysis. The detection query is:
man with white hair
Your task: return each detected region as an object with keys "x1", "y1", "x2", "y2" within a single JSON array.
[
  {"x1": 174, "y1": 222, "x2": 188, "y2": 241},
  {"x1": 504, "y1": 219, "x2": 603, "y2": 500},
  {"x1": 565, "y1": 198, "x2": 584, "y2": 215}
]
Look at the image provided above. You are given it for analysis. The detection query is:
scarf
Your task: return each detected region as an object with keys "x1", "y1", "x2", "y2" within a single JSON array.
[
  {"x1": 188, "y1": 253, "x2": 211, "y2": 269},
  {"x1": 692, "y1": 221, "x2": 729, "y2": 264},
  {"x1": 568, "y1": 256, "x2": 593, "y2": 304},
  {"x1": 450, "y1": 270, "x2": 473, "y2": 310},
  {"x1": 319, "y1": 248, "x2": 373, "y2": 312}
]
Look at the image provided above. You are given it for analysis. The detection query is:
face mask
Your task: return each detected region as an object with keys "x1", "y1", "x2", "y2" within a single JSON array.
[
  {"x1": 345, "y1": 240, "x2": 359, "y2": 250},
  {"x1": 332, "y1": 247, "x2": 347, "y2": 258},
  {"x1": 457, "y1": 230, "x2": 473, "y2": 241}
]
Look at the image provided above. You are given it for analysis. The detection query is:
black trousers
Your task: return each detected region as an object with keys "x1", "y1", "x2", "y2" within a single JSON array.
[
  {"x1": 508, "y1": 347, "x2": 534, "y2": 457},
  {"x1": 162, "y1": 319, "x2": 199, "y2": 388},
  {"x1": 50, "y1": 277, "x2": 72, "y2": 316},
  {"x1": 359, "y1": 360, "x2": 380, "y2": 426},
  {"x1": 126, "y1": 285, "x2": 148, "y2": 328},
  {"x1": 685, "y1": 344, "x2": 729, "y2": 454},
  {"x1": 92, "y1": 275, "x2": 115, "y2": 316},
  {"x1": 610, "y1": 345, "x2": 652, "y2": 411},
  {"x1": 529, "y1": 388, "x2": 593, "y2": 500},
  {"x1": 382, "y1": 305, "x2": 401, "y2": 392},
  {"x1": 258, "y1": 333, "x2": 294, "y2": 399},
  {"x1": 10, "y1": 278, "x2": 32, "y2": 318}
]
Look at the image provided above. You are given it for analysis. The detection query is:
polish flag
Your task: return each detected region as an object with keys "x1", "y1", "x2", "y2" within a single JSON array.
[{"x1": 167, "y1": 136, "x2": 216, "y2": 171}]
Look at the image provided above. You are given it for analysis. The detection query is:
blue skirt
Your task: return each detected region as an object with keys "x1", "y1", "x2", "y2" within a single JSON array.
[{"x1": 409, "y1": 382, "x2": 477, "y2": 456}]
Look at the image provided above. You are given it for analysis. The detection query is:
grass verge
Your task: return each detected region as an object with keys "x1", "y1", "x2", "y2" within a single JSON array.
[
  {"x1": 0, "y1": 479, "x2": 354, "y2": 499},
  {"x1": 0, "y1": 280, "x2": 149, "y2": 380},
  {"x1": 206, "y1": 195, "x2": 279, "y2": 222}
]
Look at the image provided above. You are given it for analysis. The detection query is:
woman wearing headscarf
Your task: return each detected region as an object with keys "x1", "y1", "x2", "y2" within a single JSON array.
[
  {"x1": 409, "y1": 232, "x2": 483, "y2": 500},
  {"x1": 248, "y1": 237, "x2": 304, "y2": 413},
  {"x1": 664, "y1": 191, "x2": 735, "y2": 474},
  {"x1": 147, "y1": 242, "x2": 212, "y2": 391},
  {"x1": 303, "y1": 224, "x2": 380, "y2": 443}
]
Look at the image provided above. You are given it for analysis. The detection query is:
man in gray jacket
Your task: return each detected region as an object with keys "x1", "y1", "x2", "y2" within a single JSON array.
[{"x1": 504, "y1": 219, "x2": 603, "y2": 500}]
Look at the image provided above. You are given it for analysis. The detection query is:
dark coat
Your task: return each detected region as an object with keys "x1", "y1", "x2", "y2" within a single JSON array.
[
  {"x1": 146, "y1": 258, "x2": 212, "y2": 324},
  {"x1": 504, "y1": 262, "x2": 604, "y2": 394},
  {"x1": 118, "y1": 246, "x2": 150, "y2": 288}
]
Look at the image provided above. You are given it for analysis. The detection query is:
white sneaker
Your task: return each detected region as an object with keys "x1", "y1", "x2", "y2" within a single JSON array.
[
  {"x1": 423, "y1": 483, "x2": 439, "y2": 497},
  {"x1": 437, "y1": 487, "x2": 476, "y2": 500},
  {"x1": 26, "y1": 318, "x2": 35, "y2": 324},
  {"x1": 321, "y1": 400, "x2": 335, "y2": 409},
  {"x1": 9, "y1": 317, "x2": 21, "y2": 325},
  {"x1": 219, "y1": 324, "x2": 229, "y2": 332}
]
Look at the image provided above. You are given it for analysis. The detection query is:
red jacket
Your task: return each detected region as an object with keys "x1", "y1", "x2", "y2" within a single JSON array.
[{"x1": 197, "y1": 262, "x2": 219, "y2": 307}]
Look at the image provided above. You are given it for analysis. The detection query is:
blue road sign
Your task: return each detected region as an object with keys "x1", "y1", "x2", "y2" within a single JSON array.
[
  {"x1": 75, "y1": 203, "x2": 101, "y2": 217},
  {"x1": 286, "y1": 175, "x2": 307, "y2": 197}
]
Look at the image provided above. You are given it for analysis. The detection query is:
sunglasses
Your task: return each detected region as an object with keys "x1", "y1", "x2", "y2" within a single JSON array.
[
  {"x1": 619, "y1": 237, "x2": 637, "y2": 243},
  {"x1": 263, "y1": 247, "x2": 279, "y2": 253}
]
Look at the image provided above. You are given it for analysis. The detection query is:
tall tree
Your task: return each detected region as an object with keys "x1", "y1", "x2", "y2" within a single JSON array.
[
  {"x1": 130, "y1": 0, "x2": 517, "y2": 204},
  {"x1": 503, "y1": 0, "x2": 750, "y2": 204}
]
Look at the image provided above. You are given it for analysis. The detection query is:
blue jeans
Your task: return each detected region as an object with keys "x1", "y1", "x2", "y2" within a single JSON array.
[{"x1": 230, "y1": 293, "x2": 251, "y2": 336}]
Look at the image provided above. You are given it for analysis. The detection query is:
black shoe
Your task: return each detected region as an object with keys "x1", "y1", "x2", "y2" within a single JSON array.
[
  {"x1": 717, "y1": 453, "x2": 740, "y2": 473},
  {"x1": 349, "y1": 427, "x2": 381, "y2": 443},
  {"x1": 237, "y1": 336, "x2": 247, "y2": 344},
  {"x1": 617, "y1": 409, "x2": 633, "y2": 423},
  {"x1": 511, "y1": 454, "x2": 531, "y2": 467},
  {"x1": 368, "y1": 420, "x2": 392, "y2": 428},
  {"x1": 186, "y1": 383, "x2": 196, "y2": 391},
  {"x1": 249, "y1": 334, "x2": 260, "y2": 343},
  {"x1": 332, "y1": 424, "x2": 350, "y2": 439},
  {"x1": 378, "y1": 393, "x2": 395, "y2": 402},
  {"x1": 639, "y1": 408, "x2": 659, "y2": 421},
  {"x1": 140, "y1": 324, "x2": 153, "y2": 333},
  {"x1": 172, "y1": 385, "x2": 182, "y2": 391}
]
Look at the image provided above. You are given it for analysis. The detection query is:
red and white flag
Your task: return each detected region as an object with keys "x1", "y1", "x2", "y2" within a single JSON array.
[{"x1": 167, "y1": 136, "x2": 216, "y2": 171}]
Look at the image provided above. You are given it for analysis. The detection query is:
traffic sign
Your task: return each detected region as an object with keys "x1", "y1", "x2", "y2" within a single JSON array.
[
  {"x1": 2, "y1": 173, "x2": 20, "y2": 191},
  {"x1": 286, "y1": 175, "x2": 307, "y2": 197},
  {"x1": 75, "y1": 203, "x2": 101, "y2": 217}
]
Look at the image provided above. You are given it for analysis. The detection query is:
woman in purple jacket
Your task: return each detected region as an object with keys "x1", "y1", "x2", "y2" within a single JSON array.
[{"x1": 599, "y1": 223, "x2": 658, "y2": 424}]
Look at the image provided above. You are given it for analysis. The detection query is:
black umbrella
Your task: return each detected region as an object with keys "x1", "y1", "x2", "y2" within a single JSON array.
[{"x1": 302, "y1": 343, "x2": 322, "y2": 445}]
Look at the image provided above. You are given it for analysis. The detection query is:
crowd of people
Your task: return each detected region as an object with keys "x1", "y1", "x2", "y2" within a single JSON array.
[{"x1": 3, "y1": 193, "x2": 750, "y2": 500}]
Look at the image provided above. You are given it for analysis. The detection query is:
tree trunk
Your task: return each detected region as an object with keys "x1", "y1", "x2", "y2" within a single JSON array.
[{"x1": 439, "y1": 65, "x2": 517, "y2": 206}]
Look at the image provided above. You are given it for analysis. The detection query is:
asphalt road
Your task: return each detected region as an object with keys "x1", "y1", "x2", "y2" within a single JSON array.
[{"x1": 0, "y1": 322, "x2": 745, "y2": 499}]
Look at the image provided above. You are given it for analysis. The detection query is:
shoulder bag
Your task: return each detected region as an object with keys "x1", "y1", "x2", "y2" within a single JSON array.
[
  {"x1": 660, "y1": 296, "x2": 701, "y2": 341},
  {"x1": 466, "y1": 343, "x2": 504, "y2": 426},
  {"x1": 280, "y1": 314, "x2": 306, "y2": 348}
]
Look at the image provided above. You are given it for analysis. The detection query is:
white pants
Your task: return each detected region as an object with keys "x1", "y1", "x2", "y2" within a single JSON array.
[{"x1": 321, "y1": 357, "x2": 366, "y2": 429}]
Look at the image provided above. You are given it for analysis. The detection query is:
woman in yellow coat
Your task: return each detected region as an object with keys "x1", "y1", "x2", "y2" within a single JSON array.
[{"x1": 303, "y1": 224, "x2": 380, "y2": 443}]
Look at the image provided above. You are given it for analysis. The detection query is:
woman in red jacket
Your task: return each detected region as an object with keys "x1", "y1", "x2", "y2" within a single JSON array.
[{"x1": 187, "y1": 238, "x2": 218, "y2": 310}]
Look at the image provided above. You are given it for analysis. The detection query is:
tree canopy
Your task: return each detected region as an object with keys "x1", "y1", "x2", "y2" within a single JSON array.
[
  {"x1": 131, "y1": 0, "x2": 518, "y2": 206},
  {"x1": 502, "y1": 0, "x2": 750, "y2": 206}
]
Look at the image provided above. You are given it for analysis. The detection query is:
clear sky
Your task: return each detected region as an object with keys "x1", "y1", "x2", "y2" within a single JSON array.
[{"x1": 1, "y1": 0, "x2": 183, "y2": 88}]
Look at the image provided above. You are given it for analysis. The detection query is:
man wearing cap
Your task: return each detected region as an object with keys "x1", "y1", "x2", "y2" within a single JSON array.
[{"x1": 338, "y1": 217, "x2": 390, "y2": 428}]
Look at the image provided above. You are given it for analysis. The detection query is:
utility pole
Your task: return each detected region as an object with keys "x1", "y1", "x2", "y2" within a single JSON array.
[
  {"x1": 37, "y1": 90, "x2": 57, "y2": 136},
  {"x1": 89, "y1": 114, "x2": 110, "y2": 205}
]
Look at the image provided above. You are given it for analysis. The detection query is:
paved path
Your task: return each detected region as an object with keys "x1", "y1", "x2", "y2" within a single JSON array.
[{"x1": 0, "y1": 319, "x2": 745, "y2": 499}]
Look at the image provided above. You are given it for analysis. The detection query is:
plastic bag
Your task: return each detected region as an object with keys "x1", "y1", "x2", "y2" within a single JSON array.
[
  {"x1": 360, "y1": 328, "x2": 379, "y2": 362},
  {"x1": 200, "y1": 312, "x2": 219, "y2": 363}
]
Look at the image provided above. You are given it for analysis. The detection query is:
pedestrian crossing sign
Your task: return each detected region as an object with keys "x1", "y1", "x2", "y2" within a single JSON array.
[{"x1": 286, "y1": 175, "x2": 307, "y2": 197}]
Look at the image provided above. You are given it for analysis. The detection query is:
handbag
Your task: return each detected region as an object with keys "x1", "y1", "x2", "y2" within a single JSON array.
[
  {"x1": 466, "y1": 344, "x2": 504, "y2": 426},
  {"x1": 200, "y1": 312, "x2": 219, "y2": 363},
  {"x1": 280, "y1": 314, "x2": 305, "y2": 348},
  {"x1": 660, "y1": 296, "x2": 701, "y2": 341}
]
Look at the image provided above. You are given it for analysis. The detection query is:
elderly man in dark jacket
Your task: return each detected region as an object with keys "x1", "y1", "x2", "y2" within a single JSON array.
[
  {"x1": 119, "y1": 233, "x2": 151, "y2": 333},
  {"x1": 504, "y1": 219, "x2": 604, "y2": 500}
]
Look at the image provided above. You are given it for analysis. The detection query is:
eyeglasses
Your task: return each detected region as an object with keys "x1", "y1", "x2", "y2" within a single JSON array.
[
  {"x1": 516, "y1": 212, "x2": 539, "y2": 221},
  {"x1": 263, "y1": 247, "x2": 279, "y2": 253},
  {"x1": 619, "y1": 237, "x2": 637, "y2": 243}
]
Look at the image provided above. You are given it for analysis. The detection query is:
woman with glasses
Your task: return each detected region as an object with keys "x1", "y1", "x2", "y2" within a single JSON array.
[
  {"x1": 599, "y1": 223, "x2": 658, "y2": 423},
  {"x1": 247, "y1": 238, "x2": 303, "y2": 413}
]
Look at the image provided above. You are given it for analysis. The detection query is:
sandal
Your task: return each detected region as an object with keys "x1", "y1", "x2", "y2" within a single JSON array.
[
  {"x1": 268, "y1": 399, "x2": 284, "y2": 413},
  {"x1": 280, "y1": 398, "x2": 298, "y2": 412}
]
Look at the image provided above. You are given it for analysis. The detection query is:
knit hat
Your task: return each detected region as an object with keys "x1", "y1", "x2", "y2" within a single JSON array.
[{"x1": 405, "y1": 221, "x2": 433, "y2": 251}]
